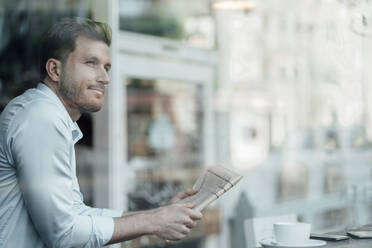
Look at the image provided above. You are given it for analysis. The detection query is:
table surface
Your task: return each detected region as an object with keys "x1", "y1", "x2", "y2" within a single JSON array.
[
  {"x1": 324, "y1": 236, "x2": 371, "y2": 247},
  {"x1": 258, "y1": 225, "x2": 372, "y2": 248},
  {"x1": 318, "y1": 224, "x2": 372, "y2": 248}
]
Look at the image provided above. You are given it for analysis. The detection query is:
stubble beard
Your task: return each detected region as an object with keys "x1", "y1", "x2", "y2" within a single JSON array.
[
  {"x1": 60, "y1": 81, "x2": 103, "y2": 114},
  {"x1": 59, "y1": 67, "x2": 104, "y2": 115}
]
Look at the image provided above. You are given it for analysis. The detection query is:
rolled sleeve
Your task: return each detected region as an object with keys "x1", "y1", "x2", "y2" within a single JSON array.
[
  {"x1": 72, "y1": 216, "x2": 114, "y2": 247},
  {"x1": 72, "y1": 200, "x2": 122, "y2": 218},
  {"x1": 101, "y1": 209, "x2": 122, "y2": 218}
]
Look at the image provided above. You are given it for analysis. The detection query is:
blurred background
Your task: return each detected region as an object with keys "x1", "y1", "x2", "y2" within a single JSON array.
[{"x1": 2, "y1": 0, "x2": 372, "y2": 247}]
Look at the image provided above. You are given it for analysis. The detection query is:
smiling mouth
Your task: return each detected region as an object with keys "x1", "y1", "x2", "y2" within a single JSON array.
[{"x1": 88, "y1": 85, "x2": 105, "y2": 95}]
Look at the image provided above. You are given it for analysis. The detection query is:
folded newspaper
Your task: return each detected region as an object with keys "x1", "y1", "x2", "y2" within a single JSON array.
[{"x1": 178, "y1": 166, "x2": 243, "y2": 211}]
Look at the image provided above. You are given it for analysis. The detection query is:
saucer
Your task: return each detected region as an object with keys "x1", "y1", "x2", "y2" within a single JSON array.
[{"x1": 259, "y1": 238, "x2": 326, "y2": 248}]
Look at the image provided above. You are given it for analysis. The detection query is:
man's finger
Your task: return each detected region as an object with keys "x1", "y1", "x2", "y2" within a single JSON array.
[
  {"x1": 176, "y1": 189, "x2": 198, "y2": 200},
  {"x1": 181, "y1": 225, "x2": 191, "y2": 235},
  {"x1": 184, "y1": 189, "x2": 198, "y2": 196},
  {"x1": 184, "y1": 219, "x2": 197, "y2": 228},
  {"x1": 186, "y1": 208, "x2": 203, "y2": 220},
  {"x1": 180, "y1": 202, "x2": 196, "y2": 209}
]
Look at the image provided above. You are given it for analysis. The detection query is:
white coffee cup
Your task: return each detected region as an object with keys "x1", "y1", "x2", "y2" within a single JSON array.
[{"x1": 273, "y1": 222, "x2": 311, "y2": 245}]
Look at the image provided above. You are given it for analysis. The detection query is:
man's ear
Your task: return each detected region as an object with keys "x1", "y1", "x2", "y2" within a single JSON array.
[{"x1": 45, "y1": 58, "x2": 62, "y2": 82}]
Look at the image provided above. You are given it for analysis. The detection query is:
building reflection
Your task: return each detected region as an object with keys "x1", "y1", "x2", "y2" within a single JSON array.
[{"x1": 2, "y1": 0, "x2": 372, "y2": 248}]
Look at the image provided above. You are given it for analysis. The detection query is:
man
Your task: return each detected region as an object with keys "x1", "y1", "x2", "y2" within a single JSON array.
[{"x1": 0, "y1": 17, "x2": 202, "y2": 247}]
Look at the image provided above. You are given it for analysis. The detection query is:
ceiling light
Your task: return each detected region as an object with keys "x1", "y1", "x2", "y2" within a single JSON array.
[{"x1": 212, "y1": 0, "x2": 256, "y2": 11}]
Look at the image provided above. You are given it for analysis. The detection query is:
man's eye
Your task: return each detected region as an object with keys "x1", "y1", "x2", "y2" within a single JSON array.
[{"x1": 86, "y1": 61, "x2": 95, "y2": 65}]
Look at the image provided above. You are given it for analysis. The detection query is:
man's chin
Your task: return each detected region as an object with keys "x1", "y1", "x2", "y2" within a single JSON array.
[
  {"x1": 82, "y1": 103, "x2": 103, "y2": 113},
  {"x1": 89, "y1": 106, "x2": 102, "y2": 112}
]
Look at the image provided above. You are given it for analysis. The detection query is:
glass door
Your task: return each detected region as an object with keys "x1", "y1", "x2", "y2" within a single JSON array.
[
  {"x1": 126, "y1": 78, "x2": 204, "y2": 211},
  {"x1": 111, "y1": 31, "x2": 217, "y2": 248}
]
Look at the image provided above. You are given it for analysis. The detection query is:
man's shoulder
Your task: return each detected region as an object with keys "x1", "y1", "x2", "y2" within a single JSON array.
[{"x1": 2, "y1": 89, "x2": 68, "y2": 129}]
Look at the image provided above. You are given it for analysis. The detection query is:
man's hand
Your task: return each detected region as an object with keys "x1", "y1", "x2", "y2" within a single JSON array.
[
  {"x1": 107, "y1": 192, "x2": 202, "y2": 245},
  {"x1": 169, "y1": 189, "x2": 198, "y2": 204},
  {"x1": 150, "y1": 203, "x2": 203, "y2": 241}
]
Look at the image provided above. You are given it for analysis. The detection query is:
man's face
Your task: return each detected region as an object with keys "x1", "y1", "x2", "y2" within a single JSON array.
[{"x1": 58, "y1": 36, "x2": 111, "y2": 113}]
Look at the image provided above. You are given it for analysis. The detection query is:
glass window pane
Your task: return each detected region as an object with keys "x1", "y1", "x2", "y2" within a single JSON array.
[
  {"x1": 126, "y1": 78, "x2": 204, "y2": 211},
  {"x1": 119, "y1": 0, "x2": 215, "y2": 48}
]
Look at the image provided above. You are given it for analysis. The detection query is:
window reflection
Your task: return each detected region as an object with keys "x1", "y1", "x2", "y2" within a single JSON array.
[
  {"x1": 126, "y1": 78, "x2": 203, "y2": 211},
  {"x1": 119, "y1": 0, "x2": 215, "y2": 48}
]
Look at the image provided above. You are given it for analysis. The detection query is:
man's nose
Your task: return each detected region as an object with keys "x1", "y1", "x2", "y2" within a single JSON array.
[{"x1": 98, "y1": 67, "x2": 110, "y2": 85}]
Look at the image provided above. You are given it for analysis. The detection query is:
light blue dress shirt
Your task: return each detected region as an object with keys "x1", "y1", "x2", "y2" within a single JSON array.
[{"x1": 0, "y1": 83, "x2": 122, "y2": 247}]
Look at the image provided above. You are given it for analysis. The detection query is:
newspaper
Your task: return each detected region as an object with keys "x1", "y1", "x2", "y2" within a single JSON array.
[{"x1": 178, "y1": 166, "x2": 243, "y2": 211}]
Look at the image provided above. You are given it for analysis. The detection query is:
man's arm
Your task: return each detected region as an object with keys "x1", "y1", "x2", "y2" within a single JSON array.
[
  {"x1": 107, "y1": 203, "x2": 202, "y2": 245},
  {"x1": 10, "y1": 102, "x2": 114, "y2": 248},
  {"x1": 71, "y1": 188, "x2": 123, "y2": 218}
]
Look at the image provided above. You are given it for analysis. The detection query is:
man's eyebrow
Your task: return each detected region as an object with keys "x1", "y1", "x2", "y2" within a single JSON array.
[{"x1": 85, "y1": 55, "x2": 99, "y2": 61}]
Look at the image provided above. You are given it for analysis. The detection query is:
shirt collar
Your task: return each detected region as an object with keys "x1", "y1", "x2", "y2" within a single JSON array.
[{"x1": 37, "y1": 82, "x2": 83, "y2": 144}]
